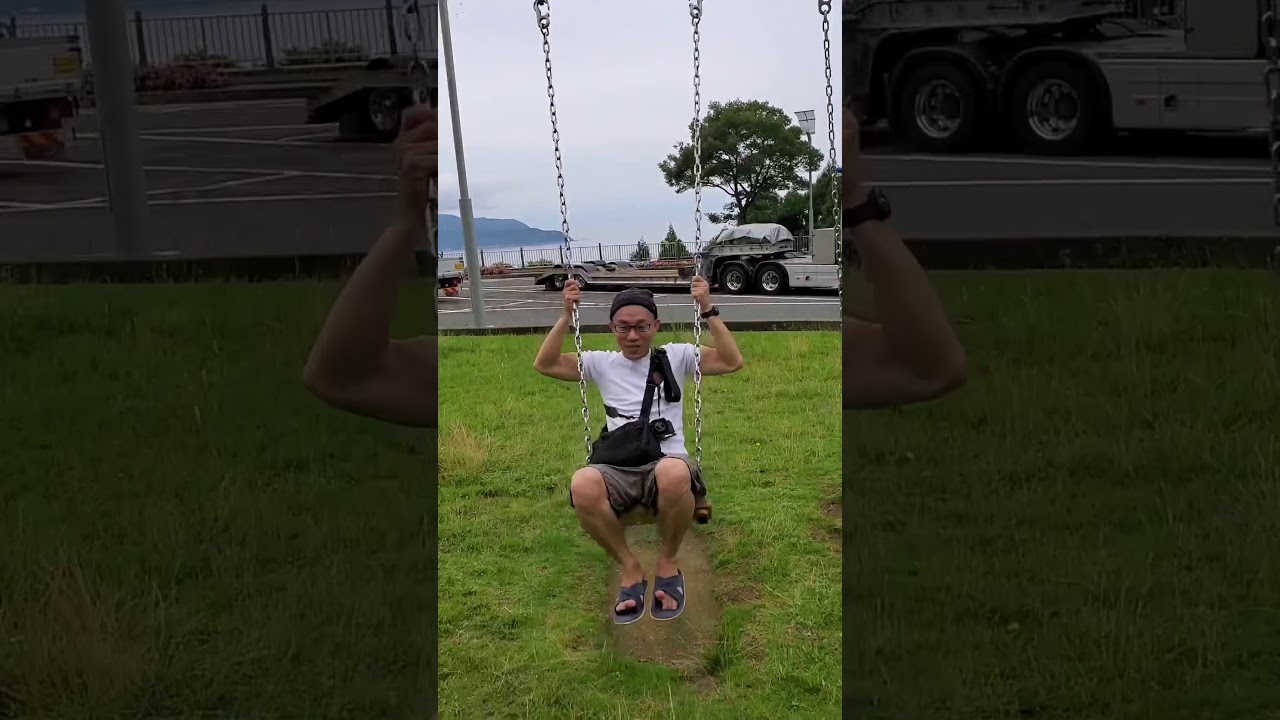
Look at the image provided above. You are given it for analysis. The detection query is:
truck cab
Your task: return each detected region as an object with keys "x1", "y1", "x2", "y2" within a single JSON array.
[{"x1": 0, "y1": 26, "x2": 84, "y2": 160}]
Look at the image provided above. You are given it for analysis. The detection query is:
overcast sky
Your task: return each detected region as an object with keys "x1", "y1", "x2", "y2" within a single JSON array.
[{"x1": 436, "y1": 0, "x2": 842, "y2": 248}]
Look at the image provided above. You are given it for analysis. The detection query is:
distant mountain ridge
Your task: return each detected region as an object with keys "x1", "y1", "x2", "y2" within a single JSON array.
[{"x1": 438, "y1": 214, "x2": 567, "y2": 251}]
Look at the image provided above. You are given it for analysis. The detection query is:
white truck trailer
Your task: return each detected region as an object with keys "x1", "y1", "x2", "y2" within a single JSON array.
[
  {"x1": 0, "y1": 27, "x2": 84, "y2": 160},
  {"x1": 847, "y1": 0, "x2": 1269, "y2": 153}
]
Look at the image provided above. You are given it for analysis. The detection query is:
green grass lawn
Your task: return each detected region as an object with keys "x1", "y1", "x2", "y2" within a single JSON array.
[
  {"x1": 0, "y1": 282, "x2": 436, "y2": 719},
  {"x1": 437, "y1": 331, "x2": 843, "y2": 719},
  {"x1": 848, "y1": 270, "x2": 1280, "y2": 720},
  {"x1": 4, "y1": 269, "x2": 1275, "y2": 719}
]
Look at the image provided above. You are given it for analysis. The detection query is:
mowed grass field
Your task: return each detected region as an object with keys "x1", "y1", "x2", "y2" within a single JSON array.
[
  {"x1": 437, "y1": 331, "x2": 843, "y2": 719},
  {"x1": 849, "y1": 270, "x2": 1280, "y2": 719},
  {"x1": 3, "y1": 269, "x2": 1276, "y2": 719},
  {"x1": 0, "y1": 282, "x2": 435, "y2": 719}
]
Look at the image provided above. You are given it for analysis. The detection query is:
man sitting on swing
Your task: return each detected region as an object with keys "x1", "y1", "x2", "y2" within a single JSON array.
[{"x1": 534, "y1": 278, "x2": 743, "y2": 624}]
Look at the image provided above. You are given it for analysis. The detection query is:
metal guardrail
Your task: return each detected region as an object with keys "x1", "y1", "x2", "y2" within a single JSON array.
[
  {"x1": 441, "y1": 236, "x2": 815, "y2": 270},
  {"x1": 7, "y1": 1, "x2": 438, "y2": 69}
]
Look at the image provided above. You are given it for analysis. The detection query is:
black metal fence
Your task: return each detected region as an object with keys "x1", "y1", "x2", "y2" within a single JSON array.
[
  {"x1": 6, "y1": 1, "x2": 438, "y2": 69},
  {"x1": 441, "y1": 236, "x2": 815, "y2": 270}
]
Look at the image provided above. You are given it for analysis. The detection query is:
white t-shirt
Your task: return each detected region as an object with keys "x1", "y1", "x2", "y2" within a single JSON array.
[{"x1": 581, "y1": 342, "x2": 698, "y2": 457}]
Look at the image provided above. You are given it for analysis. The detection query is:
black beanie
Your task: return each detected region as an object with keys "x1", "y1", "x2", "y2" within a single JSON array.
[{"x1": 609, "y1": 287, "x2": 658, "y2": 320}]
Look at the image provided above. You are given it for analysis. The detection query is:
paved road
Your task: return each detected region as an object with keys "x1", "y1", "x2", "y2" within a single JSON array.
[
  {"x1": 0, "y1": 99, "x2": 401, "y2": 262},
  {"x1": 438, "y1": 277, "x2": 840, "y2": 330},
  {"x1": 862, "y1": 132, "x2": 1279, "y2": 239}
]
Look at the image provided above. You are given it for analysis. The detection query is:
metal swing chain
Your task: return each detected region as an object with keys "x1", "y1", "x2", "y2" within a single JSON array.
[
  {"x1": 534, "y1": 0, "x2": 592, "y2": 465},
  {"x1": 689, "y1": 0, "x2": 705, "y2": 471},
  {"x1": 1264, "y1": 0, "x2": 1280, "y2": 229},
  {"x1": 819, "y1": 0, "x2": 841, "y2": 305}
]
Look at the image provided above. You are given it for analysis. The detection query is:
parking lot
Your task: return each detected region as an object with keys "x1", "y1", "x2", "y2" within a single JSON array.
[
  {"x1": 439, "y1": 276, "x2": 841, "y2": 330},
  {"x1": 0, "y1": 99, "x2": 400, "y2": 261}
]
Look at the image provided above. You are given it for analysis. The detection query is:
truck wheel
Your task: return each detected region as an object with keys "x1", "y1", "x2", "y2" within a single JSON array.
[
  {"x1": 718, "y1": 262, "x2": 751, "y2": 295},
  {"x1": 755, "y1": 263, "x2": 789, "y2": 296},
  {"x1": 1007, "y1": 61, "x2": 1104, "y2": 155},
  {"x1": 894, "y1": 60, "x2": 983, "y2": 153},
  {"x1": 368, "y1": 88, "x2": 409, "y2": 141}
]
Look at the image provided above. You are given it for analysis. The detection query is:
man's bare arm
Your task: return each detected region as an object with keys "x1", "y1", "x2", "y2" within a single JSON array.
[
  {"x1": 696, "y1": 318, "x2": 744, "y2": 376},
  {"x1": 843, "y1": 216, "x2": 966, "y2": 409},
  {"x1": 843, "y1": 317, "x2": 962, "y2": 409},
  {"x1": 533, "y1": 314, "x2": 582, "y2": 381},
  {"x1": 303, "y1": 223, "x2": 437, "y2": 427}
]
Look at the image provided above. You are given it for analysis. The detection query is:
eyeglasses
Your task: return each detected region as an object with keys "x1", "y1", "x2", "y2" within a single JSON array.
[{"x1": 611, "y1": 323, "x2": 653, "y2": 335}]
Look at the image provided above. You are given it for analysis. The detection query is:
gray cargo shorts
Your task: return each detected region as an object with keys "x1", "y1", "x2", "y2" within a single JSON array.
[{"x1": 570, "y1": 455, "x2": 706, "y2": 518}]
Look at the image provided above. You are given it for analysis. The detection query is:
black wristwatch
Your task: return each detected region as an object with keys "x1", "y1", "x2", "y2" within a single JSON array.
[
  {"x1": 699, "y1": 306, "x2": 720, "y2": 319},
  {"x1": 843, "y1": 188, "x2": 891, "y2": 232}
]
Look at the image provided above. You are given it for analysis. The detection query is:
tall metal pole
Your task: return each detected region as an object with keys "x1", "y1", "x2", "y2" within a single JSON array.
[
  {"x1": 438, "y1": 0, "x2": 485, "y2": 327},
  {"x1": 806, "y1": 131, "x2": 814, "y2": 242},
  {"x1": 83, "y1": 0, "x2": 150, "y2": 258}
]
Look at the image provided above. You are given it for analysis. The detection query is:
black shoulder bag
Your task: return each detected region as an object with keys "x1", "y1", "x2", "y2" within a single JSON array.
[{"x1": 587, "y1": 348, "x2": 680, "y2": 468}]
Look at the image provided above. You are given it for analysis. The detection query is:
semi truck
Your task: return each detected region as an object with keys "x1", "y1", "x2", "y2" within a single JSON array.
[
  {"x1": 847, "y1": 0, "x2": 1270, "y2": 154},
  {"x1": 533, "y1": 223, "x2": 841, "y2": 297},
  {"x1": 0, "y1": 28, "x2": 84, "y2": 161},
  {"x1": 438, "y1": 256, "x2": 464, "y2": 297}
]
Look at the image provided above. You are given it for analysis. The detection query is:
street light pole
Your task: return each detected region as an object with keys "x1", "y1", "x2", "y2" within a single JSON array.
[
  {"x1": 438, "y1": 0, "x2": 486, "y2": 327},
  {"x1": 84, "y1": 0, "x2": 150, "y2": 258},
  {"x1": 794, "y1": 109, "x2": 816, "y2": 246}
]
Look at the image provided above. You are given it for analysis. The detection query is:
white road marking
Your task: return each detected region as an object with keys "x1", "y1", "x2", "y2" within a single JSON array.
[
  {"x1": 139, "y1": 191, "x2": 395, "y2": 206},
  {"x1": 279, "y1": 132, "x2": 336, "y2": 142},
  {"x1": 446, "y1": 298, "x2": 839, "y2": 310},
  {"x1": 0, "y1": 159, "x2": 396, "y2": 181},
  {"x1": 438, "y1": 302, "x2": 840, "y2": 315},
  {"x1": 871, "y1": 153, "x2": 1269, "y2": 174},
  {"x1": 136, "y1": 134, "x2": 324, "y2": 147},
  {"x1": 0, "y1": 190, "x2": 395, "y2": 214},
  {"x1": 83, "y1": 99, "x2": 301, "y2": 115},
  {"x1": 0, "y1": 200, "x2": 50, "y2": 209},
  {"x1": 80, "y1": 123, "x2": 333, "y2": 136},
  {"x1": 50, "y1": 174, "x2": 295, "y2": 208},
  {"x1": 877, "y1": 177, "x2": 1269, "y2": 188}
]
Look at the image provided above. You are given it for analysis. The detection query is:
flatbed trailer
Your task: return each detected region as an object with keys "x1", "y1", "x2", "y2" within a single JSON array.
[
  {"x1": 306, "y1": 60, "x2": 436, "y2": 141},
  {"x1": 534, "y1": 261, "x2": 695, "y2": 291},
  {"x1": 305, "y1": 0, "x2": 438, "y2": 141},
  {"x1": 533, "y1": 224, "x2": 840, "y2": 296}
]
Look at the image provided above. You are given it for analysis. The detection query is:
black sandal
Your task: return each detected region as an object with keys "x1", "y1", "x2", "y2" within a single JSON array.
[
  {"x1": 651, "y1": 570, "x2": 685, "y2": 621},
  {"x1": 612, "y1": 580, "x2": 647, "y2": 625}
]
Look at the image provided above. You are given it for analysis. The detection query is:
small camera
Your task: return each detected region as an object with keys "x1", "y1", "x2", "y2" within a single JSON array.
[{"x1": 650, "y1": 418, "x2": 676, "y2": 440}]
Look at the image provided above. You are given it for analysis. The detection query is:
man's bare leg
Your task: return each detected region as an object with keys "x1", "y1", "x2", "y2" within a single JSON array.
[
  {"x1": 570, "y1": 468, "x2": 644, "y2": 613},
  {"x1": 653, "y1": 458, "x2": 694, "y2": 611}
]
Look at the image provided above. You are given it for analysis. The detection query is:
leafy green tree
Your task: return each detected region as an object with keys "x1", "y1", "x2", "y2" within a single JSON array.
[
  {"x1": 659, "y1": 99, "x2": 823, "y2": 225},
  {"x1": 630, "y1": 238, "x2": 651, "y2": 262},
  {"x1": 659, "y1": 224, "x2": 691, "y2": 259},
  {"x1": 743, "y1": 161, "x2": 842, "y2": 236}
]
